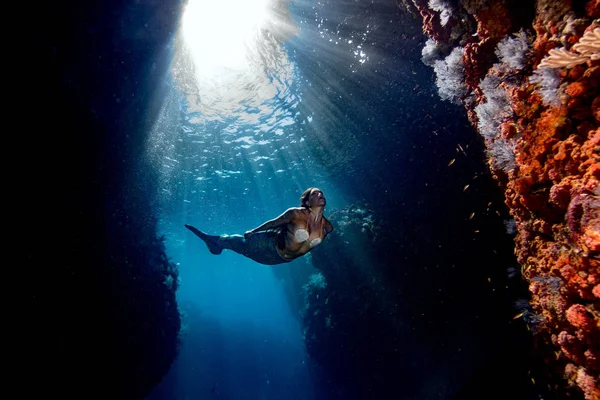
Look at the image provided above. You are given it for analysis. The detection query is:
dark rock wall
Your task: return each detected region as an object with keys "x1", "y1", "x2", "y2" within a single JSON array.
[{"x1": 18, "y1": 1, "x2": 185, "y2": 398}]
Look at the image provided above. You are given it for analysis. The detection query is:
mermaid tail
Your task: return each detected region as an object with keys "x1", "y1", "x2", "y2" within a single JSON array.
[
  {"x1": 184, "y1": 224, "x2": 223, "y2": 255},
  {"x1": 185, "y1": 225, "x2": 288, "y2": 265}
]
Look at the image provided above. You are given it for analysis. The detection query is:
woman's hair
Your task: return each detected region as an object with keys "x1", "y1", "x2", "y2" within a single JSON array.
[{"x1": 299, "y1": 187, "x2": 317, "y2": 208}]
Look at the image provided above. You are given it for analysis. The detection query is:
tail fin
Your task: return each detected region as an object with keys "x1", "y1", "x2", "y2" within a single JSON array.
[{"x1": 184, "y1": 225, "x2": 223, "y2": 255}]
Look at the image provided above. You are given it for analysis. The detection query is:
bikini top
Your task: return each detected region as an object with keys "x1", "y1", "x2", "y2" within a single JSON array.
[{"x1": 294, "y1": 218, "x2": 322, "y2": 248}]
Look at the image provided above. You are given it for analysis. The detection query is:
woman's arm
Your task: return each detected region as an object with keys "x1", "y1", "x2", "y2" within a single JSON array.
[{"x1": 245, "y1": 208, "x2": 295, "y2": 237}]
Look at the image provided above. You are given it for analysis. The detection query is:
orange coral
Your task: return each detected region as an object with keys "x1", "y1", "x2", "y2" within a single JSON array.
[
  {"x1": 592, "y1": 97, "x2": 600, "y2": 121},
  {"x1": 516, "y1": 107, "x2": 568, "y2": 180},
  {"x1": 566, "y1": 81, "x2": 589, "y2": 97},
  {"x1": 472, "y1": 1, "x2": 511, "y2": 40},
  {"x1": 475, "y1": 10, "x2": 600, "y2": 400},
  {"x1": 411, "y1": 1, "x2": 599, "y2": 397},
  {"x1": 586, "y1": 0, "x2": 600, "y2": 18}
]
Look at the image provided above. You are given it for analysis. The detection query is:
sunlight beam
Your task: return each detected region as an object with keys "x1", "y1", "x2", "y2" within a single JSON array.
[{"x1": 181, "y1": 0, "x2": 270, "y2": 76}]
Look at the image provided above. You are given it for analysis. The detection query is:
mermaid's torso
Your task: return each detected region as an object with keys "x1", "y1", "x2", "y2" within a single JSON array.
[
  {"x1": 277, "y1": 208, "x2": 327, "y2": 260},
  {"x1": 294, "y1": 228, "x2": 322, "y2": 248}
]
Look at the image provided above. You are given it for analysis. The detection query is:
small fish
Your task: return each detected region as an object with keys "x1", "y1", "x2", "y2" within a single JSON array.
[
  {"x1": 513, "y1": 312, "x2": 524, "y2": 319},
  {"x1": 463, "y1": 184, "x2": 470, "y2": 191},
  {"x1": 469, "y1": 212, "x2": 475, "y2": 220},
  {"x1": 457, "y1": 143, "x2": 467, "y2": 155},
  {"x1": 448, "y1": 159, "x2": 455, "y2": 166}
]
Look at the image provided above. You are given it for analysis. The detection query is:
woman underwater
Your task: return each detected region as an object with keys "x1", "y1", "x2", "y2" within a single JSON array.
[{"x1": 185, "y1": 188, "x2": 334, "y2": 265}]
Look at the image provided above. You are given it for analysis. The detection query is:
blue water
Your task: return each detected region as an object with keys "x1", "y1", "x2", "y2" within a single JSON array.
[
  {"x1": 144, "y1": 0, "x2": 538, "y2": 399},
  {"x1": 21, "y1": 0, "x2": 552, "y2": 398},
  {"x1": 146, "y1": 1, "x2": 359, "y2": 398}
]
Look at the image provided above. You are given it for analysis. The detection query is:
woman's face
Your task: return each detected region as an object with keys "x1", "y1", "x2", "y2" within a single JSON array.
[{"x1": 308, "y1": 188, "x2": 326, "y2": 207}]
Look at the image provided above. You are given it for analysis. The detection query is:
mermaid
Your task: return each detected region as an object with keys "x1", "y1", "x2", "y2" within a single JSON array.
[{"x1": 185, "y1": 188, "x2": 334, "y2": 265}]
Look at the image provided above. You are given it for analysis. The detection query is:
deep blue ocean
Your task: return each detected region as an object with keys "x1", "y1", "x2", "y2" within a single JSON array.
[
  {"x1": 20, "y1": 0, "x2": 551, "y2": 399},
  {"x1": 144, "y1": 0, "x2": 540, "y2": 399}
]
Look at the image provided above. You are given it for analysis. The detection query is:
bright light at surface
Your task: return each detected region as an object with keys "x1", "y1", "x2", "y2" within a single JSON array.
[
  {"x1": 174, "y1": 0, "x2": 298, "y2": 124},
  {"x1": 182, "y1": 0, "x2": 270, "y2": 75}
]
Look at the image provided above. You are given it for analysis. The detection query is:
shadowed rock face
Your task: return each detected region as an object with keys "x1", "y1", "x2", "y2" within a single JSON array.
[
  {"x1": 19, "y1": 1, "x2": 185, "y2": 398},
  {"x1": 302, "y1": 200, "x2": 541, "y2": 400}
]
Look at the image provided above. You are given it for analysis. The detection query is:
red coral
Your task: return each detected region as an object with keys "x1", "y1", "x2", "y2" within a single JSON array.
[
  {"x1": 472, "y1": 1, "x2": 511, "y2": 40},
  {"x1": 500, "y1": 121, "x2": 518, "y2": 140},
  {"x1": 558, "y1": 330, "x2": 586, "y2": 365},
  {"x1": 463, "y1": 39, "x2": 498, "y2": 92},
  {"x1": 568, "y1": 65, "x2": 586, "y2": 81},
  {"x1": 412, "y1": 1, "x2": 600, "y2": 397},
  {"x1": 585, "y1": 0, "x2": 600, "y2": 18},
  {"x1": 567, "y1": 193, "x2": 600, "y2": 253},
  {"x1": 409, "y1": 0, "x2": 451, "y2": 43},
  {"x1": 566, "y1": 81, "x2": 588, "y2": 98},
  {"x1": 576, "y1": 367, "x2": 600, "y2": 400},
  {"x1": 549, "y1": 182, "x2": 571, "y2": 209},
  {"x1": 565, "y1": 304, "x2": 595, "y2": 331},
  {"x1": 592, "y1": 97, "x2": 600, "y2": 122}
]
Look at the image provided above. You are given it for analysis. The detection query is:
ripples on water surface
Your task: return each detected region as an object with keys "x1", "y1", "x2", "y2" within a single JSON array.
[{"x1": 149, "y1": 0, "x2": 429, "y2": 241}]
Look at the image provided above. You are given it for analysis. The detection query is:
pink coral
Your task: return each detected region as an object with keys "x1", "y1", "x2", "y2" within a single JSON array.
[
  {"x1": 566, "y1": 304, "x2": 594, "y2": 331},
  {"x1": 576, "y1": 367, "x2": 600, "y2": 400},
  {"x1": 567, "y1": 193, "x2": 600, "y2": 253},
  {"x1": 549, "y1": 182, "x2": 571, "y2": 209},
  {"x1": 558, "y1": 331, "x2": 585, "y2": 365}
]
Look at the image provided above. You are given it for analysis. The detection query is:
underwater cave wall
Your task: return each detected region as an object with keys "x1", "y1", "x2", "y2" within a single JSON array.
[
  {"x1": 20, "y1": 0, "x2": 185, "y2": 398},
  {"x1": 303, "y1": 194, "x2": 540, "y2": 399},
  {"x1": 402, "y1": 0, "x2": 599, "y2": 398}
]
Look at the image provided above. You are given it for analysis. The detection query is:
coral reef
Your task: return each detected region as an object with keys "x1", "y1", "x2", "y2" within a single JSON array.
[{"x1": 404, "y1": 0, "x2": 599, "y2": 398}]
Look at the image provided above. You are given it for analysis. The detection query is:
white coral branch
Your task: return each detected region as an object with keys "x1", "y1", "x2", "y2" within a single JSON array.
[
  {"x1": 538, "y1": 47, "x2": 590, "y2": 68},
  {"x1": 537, "y1": 27, "x2": 600, "y2": 68},
  {"x1": 572, "y1": 27, "x2": 600, "y2": 56}
]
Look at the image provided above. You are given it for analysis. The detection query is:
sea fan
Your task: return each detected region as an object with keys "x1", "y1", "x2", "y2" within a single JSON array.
[{"x1": 537, "y1": 27, "x2": 600, "y2": 68}]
